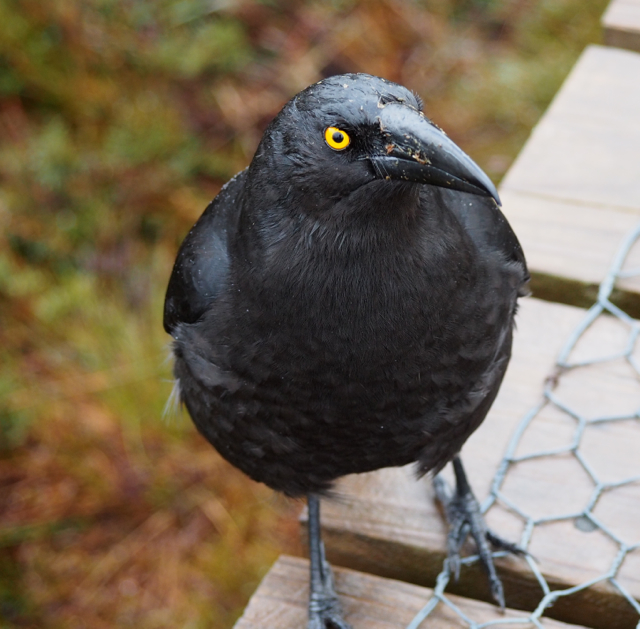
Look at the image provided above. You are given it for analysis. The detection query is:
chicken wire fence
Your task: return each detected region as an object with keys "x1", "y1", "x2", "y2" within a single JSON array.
[{"x1": 407, "y1": 222, "x2": 640, "y2": 629}]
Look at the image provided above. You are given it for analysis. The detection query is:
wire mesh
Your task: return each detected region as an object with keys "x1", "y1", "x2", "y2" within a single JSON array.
[{"x1": 407, "y1": 222, "x2": 640, "y2": 629}]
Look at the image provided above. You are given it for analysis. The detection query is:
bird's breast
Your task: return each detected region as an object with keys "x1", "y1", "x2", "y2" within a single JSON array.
[
  {"x1": 232, "y1": 237, "x2": 506, "y2": 389},
  {"x1": 175, "y1": 226, "x2": 517, "y2": 495}
]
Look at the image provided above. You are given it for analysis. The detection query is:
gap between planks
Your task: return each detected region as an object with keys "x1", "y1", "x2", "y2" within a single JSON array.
[{"x1": 603, "y1": 0, "x2": 640, "y2": 53}]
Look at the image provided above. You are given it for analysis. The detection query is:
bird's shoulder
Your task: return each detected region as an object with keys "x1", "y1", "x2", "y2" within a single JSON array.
[
  {"x1": 163, "y1": 169, "x2": 247, "y2": 335},
  {"x1": 433, "y1": 187, "x2": 529, "y2": 294}
]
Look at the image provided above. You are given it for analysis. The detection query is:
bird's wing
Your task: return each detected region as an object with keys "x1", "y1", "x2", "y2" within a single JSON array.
[
  {"x1": 437, "y1": 188, "x2": 530, "y2": 295},
  {"x1": 163, "y1": 169, "x2": 247, "y2": 335},
  {"x1": 414, "y1": 187, "x2": 529, "y2": 474}
]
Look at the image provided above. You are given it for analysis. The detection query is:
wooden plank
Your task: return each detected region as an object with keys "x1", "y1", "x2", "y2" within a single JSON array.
[
  {"x1": 498, "y1": 189, "x2": 640, "y2": 298},
  {"x1": 234, "y1": 555, "x2": 591, "y2": 628},
  {"x1": 603, "y1": 0, "x2": 640, "y2": 53},
  {"x1": 299, "y1": 297, "x2": 640, "y2": 629},
  {"x1": 502, "y1": 47, "x2": 640, "y2": 210},
  {"x1": 498, "y1": 45, "x2": 640, "y2": 312}
]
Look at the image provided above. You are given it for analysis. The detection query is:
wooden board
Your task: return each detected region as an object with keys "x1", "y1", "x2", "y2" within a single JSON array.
[
  {"x1": 234, "y1": 555, "x2": 591, "y2": 628},
  {"x1": 498, "y1": 46, "x2": 640, "y2": 312},
  {"x1": 603, "y1": 0, "x2": 640, "y2": 52},
  {"x1": 299, "y1": 297, "x2": 640, "y2": 629}
]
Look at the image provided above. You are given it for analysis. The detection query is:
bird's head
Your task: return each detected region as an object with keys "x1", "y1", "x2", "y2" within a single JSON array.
[{"x1": 246, "y1": 73, "x2": 499, "y2": 216}]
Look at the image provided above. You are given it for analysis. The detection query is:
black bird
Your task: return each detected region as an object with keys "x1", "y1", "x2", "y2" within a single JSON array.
[{"x1": 164, "y1": 74, "x2": 528, "y2": 628}]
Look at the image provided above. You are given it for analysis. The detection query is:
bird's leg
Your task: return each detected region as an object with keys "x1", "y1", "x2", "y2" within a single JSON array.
[
  {"x1": 307, "y1": 494, "x2": 352, "y2": 629},
  {"x1": 433, "y1": 456, "x2": 525, "y2": 609}
]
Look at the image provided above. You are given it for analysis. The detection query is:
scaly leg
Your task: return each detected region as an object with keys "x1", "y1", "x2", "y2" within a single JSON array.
[
  {"x1": 433, "y1": 456, "x2": 525, "y2": 609},
  {"x1": 307, "y1": 494, "x2": 352, "y2": 629}
]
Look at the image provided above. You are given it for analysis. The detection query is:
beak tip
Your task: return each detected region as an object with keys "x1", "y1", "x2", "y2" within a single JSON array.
[
  {"x1": 374, "y1": 104, "x2": 504, "y2": 206},
  {"x1": 478, "y1": 175, "x2": 500, "y2": 207}
]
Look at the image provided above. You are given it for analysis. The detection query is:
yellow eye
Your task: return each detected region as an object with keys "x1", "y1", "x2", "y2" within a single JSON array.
[{"x1": 325, "y1": 126, "x2": 351, "y2": 150}]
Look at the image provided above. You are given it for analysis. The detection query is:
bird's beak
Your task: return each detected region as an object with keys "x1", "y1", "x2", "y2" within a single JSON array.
[{"x1": 368, "y1": 103, "x2": 501, "y2": 206}]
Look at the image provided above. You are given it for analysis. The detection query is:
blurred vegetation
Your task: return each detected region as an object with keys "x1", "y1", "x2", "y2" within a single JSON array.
[{"x1": 0, "y1": 0, "x2": 609, "y2": 627}]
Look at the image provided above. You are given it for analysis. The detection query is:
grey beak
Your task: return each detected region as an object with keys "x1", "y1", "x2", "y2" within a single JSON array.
[{"x1": 369, "y1": 103, "x2": 501, "y2": 205}]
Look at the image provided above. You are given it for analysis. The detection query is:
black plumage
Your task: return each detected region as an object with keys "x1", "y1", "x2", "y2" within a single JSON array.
[{"x1": 164, "y1": 74, "x2": 528, "y2": 627}]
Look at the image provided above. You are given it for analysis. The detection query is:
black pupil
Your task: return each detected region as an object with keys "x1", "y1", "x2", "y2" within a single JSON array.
[{"x1": 332, "y1": 131, "x2": 344, "y2": 144}]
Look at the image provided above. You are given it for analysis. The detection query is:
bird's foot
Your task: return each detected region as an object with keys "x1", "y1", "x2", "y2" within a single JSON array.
[
  {"x1": 433, "y1": 473, "x2": 525, "y2": 609},
  {"x1": 308, "y1": 557, "x2": 352, "y2": 629},
  {"x1": 308, "y1": 600, "x2": 351, "y2": 629}
]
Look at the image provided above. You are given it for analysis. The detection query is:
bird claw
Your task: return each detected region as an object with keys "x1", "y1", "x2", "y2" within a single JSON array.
[
  {"x1": 486, "y1": 530, "x2": 527, "y2": 556},
  {"x1": 308, "y1": 602, "x2": 352, "y2": 629},
  {"x1": 308, "y1": 557, "x2": 352, "y2": 629},
  {"x1": 434, "y1": 471, "x2": 525, "y2": 610}
]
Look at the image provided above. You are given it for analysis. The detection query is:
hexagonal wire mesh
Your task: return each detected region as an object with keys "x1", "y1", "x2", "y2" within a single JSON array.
[{"x1": 407, "y1": 223, "x2": 640, "y2": 629}]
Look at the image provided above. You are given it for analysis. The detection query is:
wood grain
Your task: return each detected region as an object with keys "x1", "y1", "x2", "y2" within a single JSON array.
[
  {"x1": 502, "y1": 46, "x2": 640, "y2": 212},
  {"x1": 498, "y1": 46, "x2": 640, "y2": 310},
  {"x1": 300, "y1": 297, "x2": 640, "y2": 629},
  {"x1": 603, "y1": 0, "x2": 640, "y2": 52},
  {"x1": 234, "y1": 556, "x2": 591, "y2": 628}
]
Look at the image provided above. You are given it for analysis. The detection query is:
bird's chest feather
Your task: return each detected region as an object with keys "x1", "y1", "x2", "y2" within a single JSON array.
[
  {"x1": 171, "y1": 206, "x2": 520, "y2": 495},
  {"x1": 224, "y1": 222, "x2": 507, "y2": 402},
  {"x1": 172, "y1": 223, "x2": 514, "y2": 495}
]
